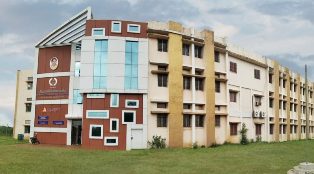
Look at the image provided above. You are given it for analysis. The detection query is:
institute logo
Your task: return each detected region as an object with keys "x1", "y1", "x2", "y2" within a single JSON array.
[
  {"x1": 49, "y1": 57, "x2": 59, "y2": 70},
  {"x1": 49, "y1": 77, "x2": 58, "y2": 87}
]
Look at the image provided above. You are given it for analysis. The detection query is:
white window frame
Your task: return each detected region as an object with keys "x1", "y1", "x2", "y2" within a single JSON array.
[
  {"x1": 89, "y1": 124, "x2": 103, "y2": 139},
  {"x1": 110, "y1": 94, "x2": 119, "y2": 108},
  {"x1": 92, "y1": 28, "x2": 105, "y2": 36},
  {"x1": 86, "y1": 110, "x2": 109, "y2": 119},
  {"x1": 127, "y1": 24, "x2": 141, "y2": 33},
  {"x1": 87, "y1": 93, "x2": 105, "y2": 98},
  {"x1": 104, "y1": 137, "x2": 118, "y2": 146},
  {"x1": 125, "y1": 99, "x2": 139, "y2": 108},
  {"x1": 111, "y1": 21, "x2": 122, "y2": 33},
  {"x1": 122, "y1": 110, "x2": 136, "y2": 124},
  {"x1": 110, "y1": 118, "x2": 119, "y2": 132}
]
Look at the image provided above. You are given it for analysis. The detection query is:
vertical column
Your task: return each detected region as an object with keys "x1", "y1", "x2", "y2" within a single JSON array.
[
  {"x1": 286, "y1": 69, "x2": 291, "y2": 141},
  {"x1": 297, "y1": 75, "x2": 302, "y2": 139},
  {"x1": 202, "y1": 30, "x2": 216, "y2": 146},
  {"x1": 168, "y1": 21, "x2": 183, "y2": 147},
  {"x1": 274, "y1": 62, "x2": 280, "y2": 142},
  {"x1": 191, "y1": 28, "x2": 196, "y2": 145}
]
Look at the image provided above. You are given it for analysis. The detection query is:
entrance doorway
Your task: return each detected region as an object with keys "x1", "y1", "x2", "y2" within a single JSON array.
[{"x1": 71, "y1": 120, "x2": 82, "y2": 145}]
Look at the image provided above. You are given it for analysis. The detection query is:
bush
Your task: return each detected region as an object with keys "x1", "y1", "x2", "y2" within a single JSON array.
[
  {"x1": 192, "y1": 142, "x2": 198, "y2": 149},
  {"x1": 256, "y1": 135, "x2": 262, "y2": 142},
  {"x1": 240, "y1": 123, "x2": 249, "y2": 145},
  {"x1": 148, "y1": 135, "x2": 166, "y2": 149}
]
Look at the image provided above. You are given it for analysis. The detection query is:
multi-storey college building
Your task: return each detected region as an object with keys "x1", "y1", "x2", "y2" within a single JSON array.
[
  {"x1": 13, "y1": 70, "x2": 33, "y2": 139},
  {"x1": 27, "y1": 7, "x2": 314, "y2": 150}
]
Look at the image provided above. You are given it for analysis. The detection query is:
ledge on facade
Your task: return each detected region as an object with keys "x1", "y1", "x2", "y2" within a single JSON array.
[
  {"x1": 151, "y1": 110, "x2": 169, "y2": 114},
  {"x1": 151, "y1": 70, "x2": 169, "y2": 74},
  {"x1": 253, "y1": 93, "x2": 264, "y2": 97},
  {"x1": 215, "y1": 113, "x2": 228, "y2": 116},
  {"x1": 148, "y1": 33, "x2": 169, "y2": 40},
  {"x1": 147, "y1": 28, "x2": 169, "y2": 35},
  {"x1": 215, "y1": 77, "x2": 228, "y2": 82},
  {"x1": 182, "y1": 73, "x2": 205, "y2": 78},
  {"x1": 182, "y1": 111, "x2": 206, "y2": 115},
  {"x1": 228, "y1": 51, "x2": 268, "y2": 69},
  {"x1": 150, "y1": 100, "x2": 168, "y2": 103},
  {"x1": 182, "y1": 38, "x2": 204, "y2": 46},
  {"x1": 150, "y1": 61, "x2": 168, "y2": 66},
  {"x1": 182, "y1": 35, "x2": 204, "y2": 43}
]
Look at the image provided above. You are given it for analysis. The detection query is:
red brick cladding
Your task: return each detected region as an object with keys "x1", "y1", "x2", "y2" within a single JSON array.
[
  {"x1": 34, "y1": 104, "x2": 68, "y2": 128},
  {"x1": 82, "y1": 94, "x2": 143, "y2": 150},
  {"x1": 36, "y1": 77, "x2": 69, "y2": 100},
  {"x1": 36, "y1": 132, "x2": 66, "y2": 145},
  {"x1": 85, "y1": 20, "x2": 148, "y2": 38},
  {"x1": 37, "y1": 46, "x2": 71, "y2": 74}
]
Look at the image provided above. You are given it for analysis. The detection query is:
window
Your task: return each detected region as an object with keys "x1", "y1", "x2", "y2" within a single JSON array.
[
  {"x1": 93, "y1": 40, "x2": 108, "y2": 89},
  {"x1": 215, "y1": 115, "x2": 220, "y2": 127},
  {"x1": 110, "y1": 119, "x2": 119, "y2": 132},
  {"x1": 195, "y1": 78, "x2": 204, "y2": 91},
  {"x1": 75, "y1": 62, "x2": 80, "y2": 77},
  {"x1": 256, "y1": 124, "x2": 261, "y2": 135},
  {"x1": 290, "y1": 103, "x2": 293, "y2": 111},
  {"x1": 73, "y1": 89, "x2": 83, "y2": 104},
  {"x1": 158, "y1": 39, "x2": 168, "y2": 52},
  {"x1": 195, "y1": 104, "x2": 204, "y2": 110},
  {"x1": 230, "y1": 123, "x2": 238, "y2": 135},
  {"x1": 86, "y1": 110, "x2": 109, "y2": 119},
  {"x1": 215, "y1": 81, "x2": 220, "y2": 93},
  {"x1": 269, "y1": 124, "x2": 274, "y2": 135},
  {"x1": 157, "y1": 114, "x2": 168, "y2": 127},
  {"x1": 158, "y1": 65, "x2": 167, "y2": 71},
  {"x1": 182, "y1": 44, "x2": 190, "y2": 56},
  {"x1": 125, "y1": 41, "x2": 138, "y2": 89},
  {"x1": 111, "y1": 21, "x2": 121, "y2": 33},
  {"x1": 89, "y1": 125, "x2": 103, "y2": 139},
  {"x1": 125, "y1": 100, "x2": 139, "y2": 108},
  {"x1": 269, "y1": 98, "x2": 273, "y2": 108},
  {"x1": 25, "y1": 103, "x2": 31, "y2": 112},
  {"x1": 195, "y1": 115, "x2": 204, "y2": 127},
  {"x1": 122, "y1": 110, "x2": 136, "y2": 124},
  {"x1": 183, "y1": 115, "x2": 191, "y2": 127},
  {"x1": 283, "y1": 80, "x2": 286, "y2": 88},
  {"x1": 183, "y1": 104, "x2": 191, "y2": 110},
  {"x1": 230, "y1": 62, "x2": 237, "y2": 73},
  {"x1": 254, "y1": 69, "x2": 260, "y2": 79},
  {"x1": 283, "y1": 125, "x2": 286, "y2": 134},
  {"x1": 214, "y1": 51, "x2": 220, "y2": 62},
  {"x1": 110, "y1": 94, "x2": 119, "y2": 107},
  {"x1": 255, "y1": 96, "x2": 262, "y2": 106},
  {"x1": 229, "y1": 91, "x2": 237, "y2": 102},
  {"x1": 183, "y1": 77, "x2": 191, "y2": 90},
  {"x1": 279, "y1": 101, "x2": 282, "y2": 109},
  {"x1": 127, "y1": 24, "x2": 140, "y2": 33},
  {"x1": 87, "y1": 93, "x2": 105, "y2": 98},
  {"x1": 104, "y1": 137, "x2": 118, "y2": 146},
  {"x1": 92, "y1": 28, "x2": 105, "y2": 36},
  {"x1": 294, "y1": 104, "x2": 297, "y2": 112},
  {"x1": 194, "y1": 45, "x2": 203, "y2": 58},
  {"x1": 158, "y1": 74, "x2": 168, "y2": 87},
  {"x1": 269, "y1": 74, "x2": 273, "y2": 84},
  {"x1": 27, "y1": 82, "x2": 33, "y2": 90},
  {"x1": 294, "y1": 84, "x2": 297, "y2": 92},
  {"x1": 24, "y1": 125, "x2": 30, "y2": 134},
  {"x1": 157, "y1": 103, "x2": 167, "y2": 108}
]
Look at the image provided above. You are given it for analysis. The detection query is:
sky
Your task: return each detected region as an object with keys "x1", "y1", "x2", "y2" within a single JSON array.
[{"x1": 0, "y1": 0, "x2": 314, "y2": 126}]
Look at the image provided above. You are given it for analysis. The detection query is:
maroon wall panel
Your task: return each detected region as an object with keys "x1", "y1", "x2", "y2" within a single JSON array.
[
  {"x1": 36, "y1": 132, "x2": 66, "y2": 145},
  {"x1": 35, "y1": 104, "x2": 68, "y2": 128},
  {"x1": 36, "y1": 76, "x2": 69, "y2": 100}
]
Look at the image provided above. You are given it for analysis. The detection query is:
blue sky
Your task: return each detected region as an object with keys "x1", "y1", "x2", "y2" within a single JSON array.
[{"x1": 0, "y1": 0, "x2": 314, "y2": 126}]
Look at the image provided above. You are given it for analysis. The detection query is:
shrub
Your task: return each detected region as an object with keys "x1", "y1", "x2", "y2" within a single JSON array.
[
  {"x1": 256, "y1": 135, "x2": 262, "y2": 142},
  {"x1": 192, "y1": 142, "x2": 198, "y2": 149},
  {"x1": 240, "y1": 123, "x2": 249, "y2": 145},
  {"x1": 148, "y1": 135, "x2": 166, "y2": 149}
]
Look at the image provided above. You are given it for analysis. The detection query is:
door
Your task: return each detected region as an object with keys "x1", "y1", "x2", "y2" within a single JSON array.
[
  {"x1": 131, "y1": 129, "x2": 144, "y2": 149},
  {"x1": 71, "y1": 120, "x2": 82, "y2": 145}
]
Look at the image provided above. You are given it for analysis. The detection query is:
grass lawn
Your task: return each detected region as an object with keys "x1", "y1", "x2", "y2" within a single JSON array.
[{"x1": 0, "y1": 136, "x2": 313, "y2": 174}]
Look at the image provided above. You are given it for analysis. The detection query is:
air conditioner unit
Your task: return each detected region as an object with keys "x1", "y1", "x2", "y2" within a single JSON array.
[
  {"x1": 262, "y1": 112, "x2": 266, "y2": 118},
  {"x1": 254, "y1": 111, "x2": 259, "y2": 118}
]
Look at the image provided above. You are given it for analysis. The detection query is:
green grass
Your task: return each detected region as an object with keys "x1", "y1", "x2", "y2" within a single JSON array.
[{"x1": 0, "y1": 136, "x2": 313, "y2": 174}]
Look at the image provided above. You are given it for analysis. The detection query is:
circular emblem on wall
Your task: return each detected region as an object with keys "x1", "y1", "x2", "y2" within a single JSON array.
[
  {"x1": 49, "y1": 78, "x2": 58, "y2": 87},
  {"x1": 49, "y1": 57, "x2": 59, "y2": 70}
]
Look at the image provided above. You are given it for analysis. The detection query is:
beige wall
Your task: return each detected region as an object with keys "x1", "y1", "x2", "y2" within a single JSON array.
[{"x1": 13, "y1": 70, "x2": 33, "y2": 139}]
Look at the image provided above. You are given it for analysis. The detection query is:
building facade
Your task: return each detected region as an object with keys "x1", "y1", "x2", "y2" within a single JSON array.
[
  {"x1": 13, "y1": 70, "x2": 33, "y2": 139},
  {"x1": 29, "y1": 7, "x2": 314, "y2": 150}
]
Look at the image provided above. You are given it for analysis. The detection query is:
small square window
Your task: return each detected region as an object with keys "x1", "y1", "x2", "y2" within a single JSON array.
[
  {"x1": 25, "y1": 103, "x2": 32, "y2": 112},
  {"x1": 92, "y1": 28, "x2": 105, "y2": 36},
  {"x1": 110, "y1": 119, "x2": 119, "y2": 132},
  {"x1": 111, "y1": 21, "x2": 121, "y2": 33},
  {"x1": 122, "y1": 110, "x2": 136, "y2": 124},
  {"x1": 183, "y1": 104, "x2": 191, "y2": 110},
  {"x1": 157, "y1": 103, "x2": 167, "y2": 108},
  {"x1": 104, "y1": 137, "x2": 118, "y2": 146},
  {"x1": 24, "y1": 125, "x2": 30, "y2": 134},
  {"x1": 127, "y1": 24, "x2": 140, "y2": 33},
  {"x1": 125, "y1": 100, "x2": 139, "y2": 108},
  {"x1": 89, "y1": 124, "x2": 103, "y2": 139}
]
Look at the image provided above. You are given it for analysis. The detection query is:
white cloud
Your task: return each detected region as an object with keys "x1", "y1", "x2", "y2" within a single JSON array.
[{"x1": 211, "y1": 22, "x2": 239, "y2": 38}]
